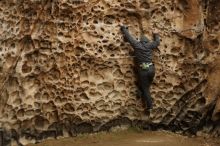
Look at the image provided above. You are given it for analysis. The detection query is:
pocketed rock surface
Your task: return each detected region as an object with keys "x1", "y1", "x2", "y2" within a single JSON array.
[{"x1": 0, "y1": 0, "x2": 219, "y2": 145}]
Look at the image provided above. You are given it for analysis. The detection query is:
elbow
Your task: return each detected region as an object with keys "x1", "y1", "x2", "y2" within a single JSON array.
[
  {"x1": 150, "y1": 42, "x2": 160, "y2": 49},
  {"x1": 154, "y1": 41, "x2": 160, "y2": 47},
  {"x1": 156, "y1": 42, "x2": 160, "y2": 48},
  {"x1": 155, "y1": 38, "x2": 160, "y2": 46},
  {"x1": 157, "y1": 41, "x2": 160, "y2": 46}
]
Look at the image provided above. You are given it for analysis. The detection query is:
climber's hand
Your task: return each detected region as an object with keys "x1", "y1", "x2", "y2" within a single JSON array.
[{"x1": 152, "y1": 28, "x2": 159, "y2": 34}]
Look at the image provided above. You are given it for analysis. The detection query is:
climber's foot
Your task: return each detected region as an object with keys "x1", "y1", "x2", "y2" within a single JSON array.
[{"x1": 144, "y1": 109, "x2": 151, "y2": 116}]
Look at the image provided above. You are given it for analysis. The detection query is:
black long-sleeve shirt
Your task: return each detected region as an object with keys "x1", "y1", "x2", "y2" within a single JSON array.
[{"x1": 121, "y1": 28, "x2": 160, "y2": 65}]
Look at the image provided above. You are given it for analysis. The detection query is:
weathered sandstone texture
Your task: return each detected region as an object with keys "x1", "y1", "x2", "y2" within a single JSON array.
[{"x1": 0, "y1": 0, "x2": 220, "y2": 145}]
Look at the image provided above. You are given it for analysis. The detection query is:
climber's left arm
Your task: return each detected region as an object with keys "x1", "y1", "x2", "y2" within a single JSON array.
[{"x1": 148, "y1": 33, "x2": 160, "y2": 49}]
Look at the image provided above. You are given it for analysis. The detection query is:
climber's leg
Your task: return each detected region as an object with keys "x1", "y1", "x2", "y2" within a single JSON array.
[
  {"x1": 139, "y1": 77, "x2": 152, "y2": 109},
  {"x1": 138, "y1": 65, "x2": 155, "y2": 110}
]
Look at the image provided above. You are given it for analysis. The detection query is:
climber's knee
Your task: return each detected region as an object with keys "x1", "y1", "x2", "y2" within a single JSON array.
[{"x1": 137, "y1": 88, "x2": 143, "y2": 98}]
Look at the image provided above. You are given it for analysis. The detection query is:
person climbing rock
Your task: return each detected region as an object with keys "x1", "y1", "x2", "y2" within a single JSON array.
[{"x1": 120, "y1": 25, "x2": 160, "y2": 111}]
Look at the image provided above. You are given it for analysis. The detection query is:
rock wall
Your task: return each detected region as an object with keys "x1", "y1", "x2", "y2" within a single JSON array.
[{"x1": 0, "y1": 0, "x2": 219, "y2": 145}]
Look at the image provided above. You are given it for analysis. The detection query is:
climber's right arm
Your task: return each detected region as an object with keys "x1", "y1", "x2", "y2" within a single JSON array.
[{"x1": 121, "y1": 26, "x2": 139, "y2": 48}]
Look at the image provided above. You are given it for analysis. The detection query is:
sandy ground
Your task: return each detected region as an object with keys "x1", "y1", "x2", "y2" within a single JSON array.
[{"x1": 26, "y1": 129, "x2": 220, "y2": 146}]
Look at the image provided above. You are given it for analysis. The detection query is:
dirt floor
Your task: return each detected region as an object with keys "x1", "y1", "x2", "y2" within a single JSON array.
[{"x1": 26, "y1": 129, "x2": 220, "y2": 146}]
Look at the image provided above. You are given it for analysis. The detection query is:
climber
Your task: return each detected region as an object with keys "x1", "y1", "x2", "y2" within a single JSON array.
[{"x1": 120, "y1": 25, "x2": 160, "y2": 111}]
